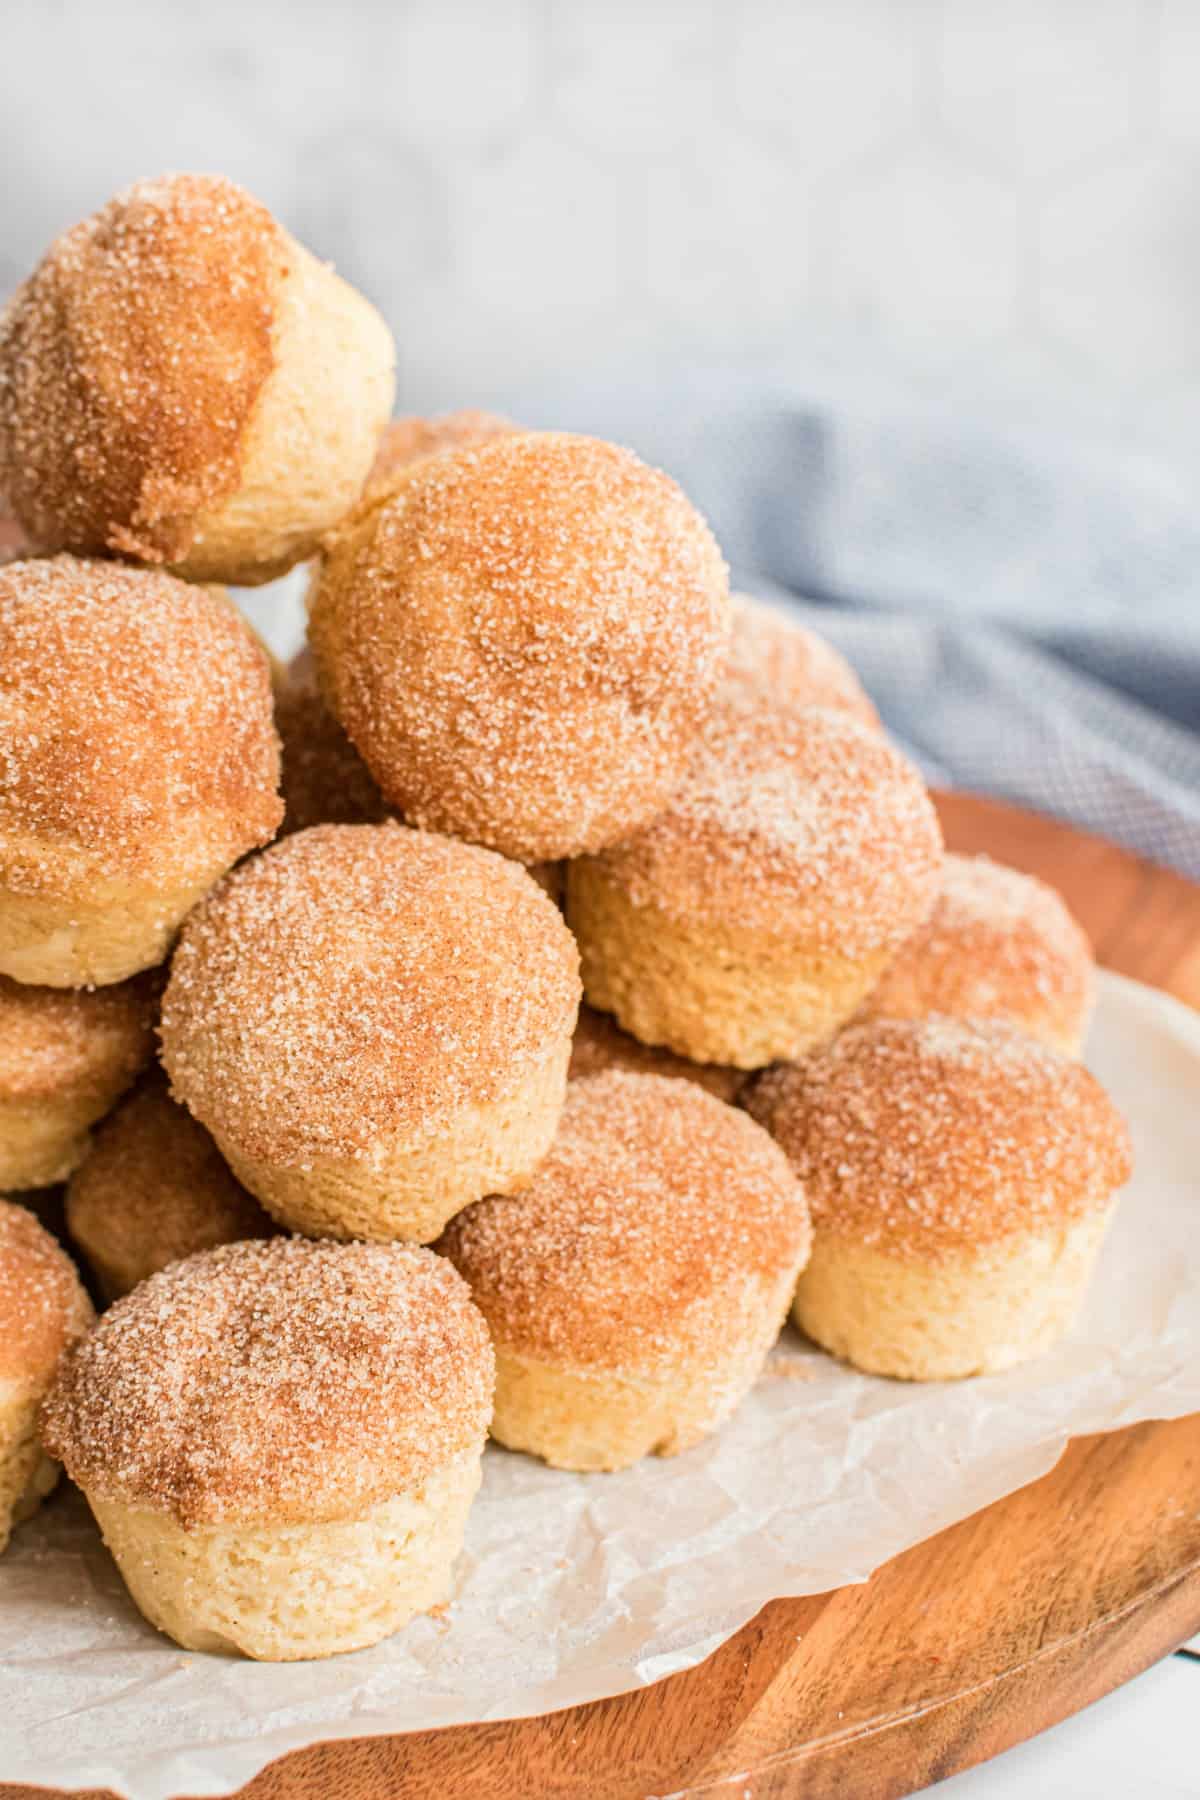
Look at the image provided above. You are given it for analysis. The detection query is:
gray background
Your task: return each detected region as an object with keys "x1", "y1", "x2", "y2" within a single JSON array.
[{"x1": 4, "y1": 0, "x2": 1200, "y2": 475}]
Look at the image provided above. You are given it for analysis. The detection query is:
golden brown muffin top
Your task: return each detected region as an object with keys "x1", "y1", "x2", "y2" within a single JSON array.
[
  {"x1": 744, "y1": 1016, "x2": 1132, "y2": 1262},
  {"x1": 0, "y1": 555, "x2": 281, "y2": 890},
  {"x1": 367, "y1": 410, "x2": 516, "y2": 490},
  {"x1": 858, "y1": 853, "x2": 1095, "y2": 1049},
  {"x1": 0, "y1": 174, "x2": 285, "y2": 566},
  {"x1": 274, "y1": 648, "x2": 391, "y2": 836},
  {"x1": 65, "y1": 1074, "x2": 277, "y2": 1300},
  {"x1": 0, "y1": 970, "x2": 157, "y2": 1102},
  {"x1": 310, "y1": 432, "x2": 730, "y2": 862},
  {"x1": 569, "y1": 1003, "x2": 744, "y2": 1103},
  {"x1": 161, "y1": 822, "x2": 581, "y2": 1163},
  {"x1": 581, "y1": 699, "x2": 942, "y2": 953},
  {"x1": 0, "y1": 1200, "x2": 92, "y2": 1392},
  {"x1": 439, "y1": 1070, "x2": 811, "y2": 1371},
  {"x1": 725, "y1": 596, "x2": 880, "y2": 729},
  {"x1": 41, "y1": 1237, "x2": 493, "y2": 1526}
]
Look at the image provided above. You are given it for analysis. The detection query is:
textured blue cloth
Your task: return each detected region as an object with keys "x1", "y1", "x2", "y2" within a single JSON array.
[{"x1": 641, "y1": 397, "x2": 1200, "y2": 880}]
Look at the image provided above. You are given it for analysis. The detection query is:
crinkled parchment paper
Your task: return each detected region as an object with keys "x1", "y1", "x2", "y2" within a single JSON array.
[{"x1": 3, "y1": 969, "x2": 1198, "y2": 1799}]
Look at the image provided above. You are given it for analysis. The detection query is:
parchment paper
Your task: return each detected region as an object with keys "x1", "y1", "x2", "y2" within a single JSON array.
[{"x1": 3, "y1": 969, "x2": 1199, "y2": 1799}]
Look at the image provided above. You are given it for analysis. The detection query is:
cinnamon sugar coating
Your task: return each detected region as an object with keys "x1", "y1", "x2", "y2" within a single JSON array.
[
  {"x1": 0, "y1": 555, "x2": 281, "y2": 891},
  {"x1": 580, "y1": 700, "x2": 942, "y2": 953},
  {"x1": 368, "y1": 411, "x2": 516, "y2": 489},
  {"x1": 161, "y1": 823, "x2": 581, "y2": 1165},
  {"x1": 0, "y1": 971, "x2": 157, "y2": 1103},
  {"x1": 0, "y1": 1200, "x2": 92, "y2": 1391},
  {"x1": 0, "y1": 176, "x2": 282, "y2": 566},
  {"x1": 310, "y1": 432, "x2": 731, "y2": 862},
  {"x1": 858, "y1": 853, "x2": 1094, "y2": 1050},
  {"x1": 744, "y1": 1016, "x2": 1132, "y2": 1263},
  {"x1": 439, "y1": 1071, "x2": 811, "y2": 1370},
  {"x1": 41, "y1": 1237, "x2": 494, "y2": 1527},
  {"x1": 276, "y1": 657, "x2": 569, "y2": 910},
  {"x1": 569, "y1": 1004, "x2": 743, "y2": 1103},
  {"x1": 726, "y1": 596, "x2": 880, "y2": 729}
]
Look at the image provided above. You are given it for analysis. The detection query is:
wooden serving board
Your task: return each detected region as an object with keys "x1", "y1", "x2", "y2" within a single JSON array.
[{"x1": 8, "y1": 792, "x2": 1200, "y2": 1800}]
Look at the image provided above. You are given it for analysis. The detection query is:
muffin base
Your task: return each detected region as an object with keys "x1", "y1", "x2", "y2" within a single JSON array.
[
  {"x1": 215, "y1": 1038, "x2": 572, "y2": 1244},
  {"x1": 0, "y1": 1042, "x2": 150, "y2": 1189},
  {"x1": 0, "y1": 871, "x2": 220, "y2": 988},
  {"x1": 0, "y1": 1093, "x2": 99, "y2": 1189},
  {"x1": 793, "y1": 1206, "x2": 1115, "y2": 1381},
  {"x1": 489, "y1": 1275, "x2": 797, "y2": 1472},
  {"x1": 88, "y1": 1450, "x2": 482, "y2": 1661},
  {"x1": 568, "y1": 863, "x2": 894, "y2": 1069},
  {"x1": 1, "y1": 1389, "x2": 61, "y2": 1554}
]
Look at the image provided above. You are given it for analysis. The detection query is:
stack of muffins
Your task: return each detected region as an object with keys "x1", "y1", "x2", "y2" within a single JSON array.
[{"x1": 0, "y1": 176, "x2": 1132, "y2": 1663}]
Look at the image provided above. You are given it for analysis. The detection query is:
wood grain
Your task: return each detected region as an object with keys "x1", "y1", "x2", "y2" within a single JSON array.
[{"x1": 6, "y1": 793, "x2": 1200, "y2": 1800}]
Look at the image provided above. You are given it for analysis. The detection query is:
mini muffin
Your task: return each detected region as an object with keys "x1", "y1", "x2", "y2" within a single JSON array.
[
  {"x1": 66, "y1": 1074, "x2": 277, "y2": 1303},
  {"x1": 309, "y1": 432, "x2": 731, "y2": 862},
  {"x1": 745, "y1": 1017, "x2": 1132, "y2": 1381},
  {"x1": 275, "y1": 648, "x2": 391, "y2": 836},
  {"x1": 368, "y1": 410, "x2": 516, "y2": 489},
  {"x1": 570, "y1": 1003, "x2": 744, "y2": 1103},
  {"x1": 567, "y1": 701, "x2": 943, "y2": 1069},
  {"x1": 0, "y1": 1200, "x2": 92, "y2": 1552},
  {"x1": 41, "y1": 1238, "x2": 493, "y2": 1659},
  {"x1": 0, "y1": 972, "x2": 157, "y2": 1189},
  {"x1": 439, "y1": 1071, "x2": 811, "y2": 1471},
  {"x1": 726, "y1": 595, "x2": 880, "y2": 729},
  {"x1": 857, "y1": 853, "x2": 1095, "y2": 1056},
  {"x1": 161, "y1": 823, "x2": 581, "y2": 1243},
  {"x1": 0, "y1": 174, "x2": 395, "y2": 585},
  {"x1": 0, "y1": 556, "x2": 282, "y2": 987}
]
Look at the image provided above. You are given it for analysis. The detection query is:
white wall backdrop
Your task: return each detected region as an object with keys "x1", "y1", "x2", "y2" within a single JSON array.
[{"x1": 4, "y1": 0, "x2": 1200, "y2": 467}]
